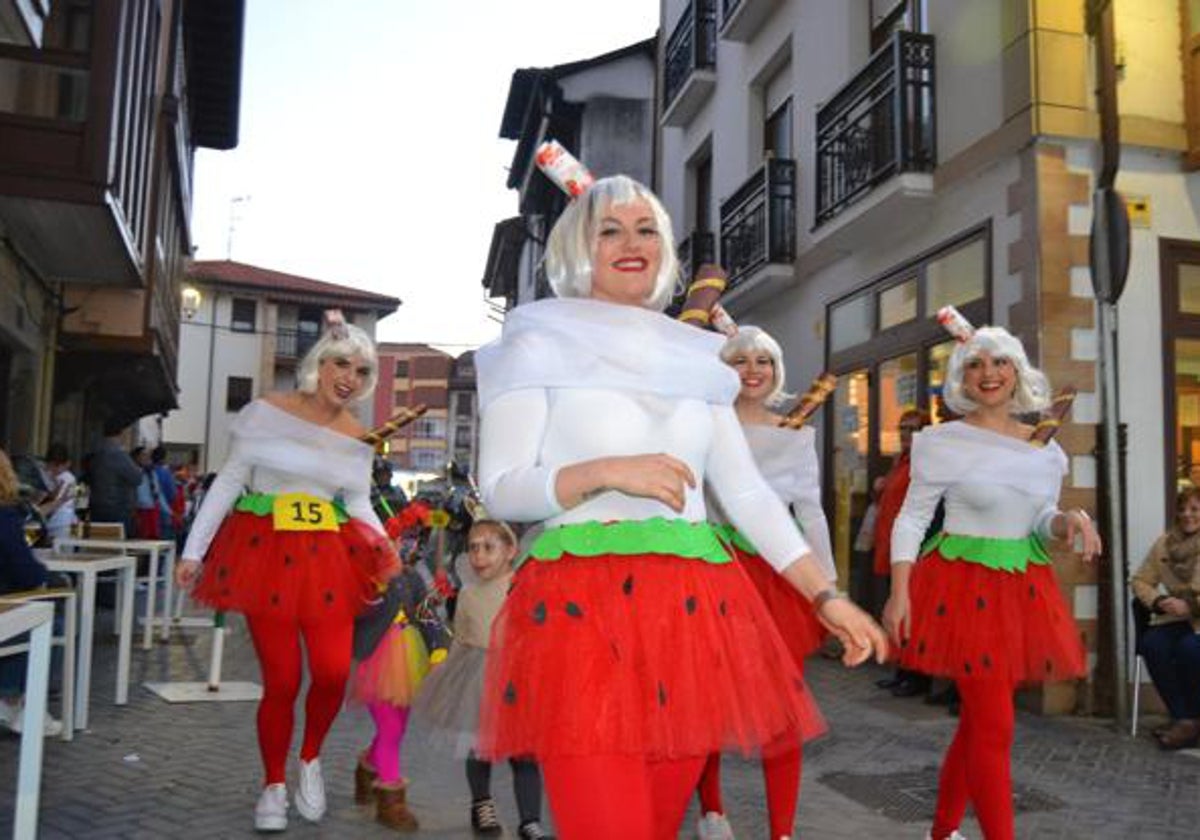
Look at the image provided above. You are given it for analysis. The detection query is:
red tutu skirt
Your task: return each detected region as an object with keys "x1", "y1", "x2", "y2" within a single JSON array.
[
  {"x1": 900, "y1": 548, "x2": 1086, "y2": 685},
  {"x1": 476, "y1": 552, "x2": 825, "y2": 762},
  {"x1": 735, "y1": 548, "x2": 827, "y2": 665},
  {"x1": 192, "y1": 511, "x2": 401, "y2": 621}
]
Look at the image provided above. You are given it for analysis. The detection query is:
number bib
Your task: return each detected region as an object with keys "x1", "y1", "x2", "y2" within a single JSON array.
[{"x1": 272, "y1": 493, "x2": 340, "y2": 532}]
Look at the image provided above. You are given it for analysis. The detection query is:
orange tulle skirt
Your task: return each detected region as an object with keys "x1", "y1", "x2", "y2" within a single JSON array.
[
  {"x1": 476, "y1": 551, "x2": 826, "y2": 762},
  {"x1": 900, "y1": 549, "x2": 1086, "y2": 685},
  {"x1": 192, "y1": 511, "x2": 401, "y2": 621},
  {"x1": 735, "y1": 547, "x2": 827, "y2": 665},
  {"x1": 351, "y1": 622, "x2": 431, "y2": 706}
]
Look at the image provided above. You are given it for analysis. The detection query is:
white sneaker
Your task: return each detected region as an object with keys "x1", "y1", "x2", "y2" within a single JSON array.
[
  {"x1": 925, "y1": 832, "x2": 968, "y2": 839},
  {"x1": 294, "y1": 758, "x2": 326, "y2": 822},
  {"x1": 0, "y1": 697, "x2": 63, "y2": 737},
  {"x1": 697, "y1": 811, "x2": 735, "y2": 840},
  {"x1": 254, "y1": 783, "x2": 288, "y2": 832}
]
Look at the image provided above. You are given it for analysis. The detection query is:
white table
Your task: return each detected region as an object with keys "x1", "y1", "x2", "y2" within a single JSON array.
[
  {"x1": 38, "y1": 552, "x2": 136, "y2": 731},
  {"x1": 54, "y1": 537, "x2": 177, "y2": 650},
  {"x1": 0, "y1": 600, "x2": 53, "y2": 839}
]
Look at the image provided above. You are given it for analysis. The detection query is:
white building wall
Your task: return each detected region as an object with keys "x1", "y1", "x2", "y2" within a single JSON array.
[{"x1": 1057, "y1": 140, "x2": 1200, "y2": 567}]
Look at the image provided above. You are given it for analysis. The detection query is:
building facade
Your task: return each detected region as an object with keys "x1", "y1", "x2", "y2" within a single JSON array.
[
  {"x1": 656, "y1": 0, "x2": 1199, "y2": 714},
  {"x1": 374, "y1": 343, "x2": 454, "y2": 474},
  {"x1": 447, "y1": 350, "x2": 479, "y2": 480},
  {"x1": 164, "y1": 260, "x2": 399, "y2": 471},
  {"x1": 484, "y1": 38, "x2": 657, "y2": 310},
  {"x1": 0, "y1": 0, "x2": 245, "y2": 461}
]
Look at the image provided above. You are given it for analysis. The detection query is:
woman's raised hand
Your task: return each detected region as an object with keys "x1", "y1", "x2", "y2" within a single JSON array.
[{"x1": 175, "y1": 558, "x2": 202, "y2": 588}]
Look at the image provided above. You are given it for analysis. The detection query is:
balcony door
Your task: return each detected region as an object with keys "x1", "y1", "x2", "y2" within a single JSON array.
[{"x1": 870, "y1": 0, "x2": 924, "y2": 51}]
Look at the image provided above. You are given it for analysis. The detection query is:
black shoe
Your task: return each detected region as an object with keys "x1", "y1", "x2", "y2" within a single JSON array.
[
  {"x1": 518, "y1": 820, "x2": 555, "y2": 840},
  {"x1": 876, "y1": 676, "x2": 902, "y2": 690},
  {"x1": 471, "y1": 797, "x2": 503, "y2": 836},
  {"x1": 891, "y1": 677, "x2": 931, "y2": 698},
  {"x1": 925, "y1": 686, "x2": 956, "y2": 706}
]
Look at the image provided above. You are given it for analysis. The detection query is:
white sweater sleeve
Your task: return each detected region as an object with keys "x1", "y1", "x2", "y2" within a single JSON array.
[
  {"x1": 478, "y1": 388, "x2": 564, "y2": 522},
  {"x1": 706, "y1": 406, "x2": 810, "y2": 572},
  {"x1": 787, "y1": 449, "x2": 836, "y2": 582},
  {"x1": 890, "y1": 471, "x2": 944, "y2": 564},
  {"x1": 343, "y1": 482, "x2": 386, "y2": 536},
  {"x1": 181, "y1": 437, "x2": 252, "y2": 561}
]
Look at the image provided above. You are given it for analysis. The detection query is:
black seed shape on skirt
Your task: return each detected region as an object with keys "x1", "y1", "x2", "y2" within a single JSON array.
[
  {"x1": 917, "y1": 640, "x2": 927, "y2": 654},
  {"x1": 349, "y1": 546, "x2": 357, "y2": 555},
  {"x1": 1045, "y1": 659, "x2": 1053, "y2": 674},
  {"x1": 982, "y1": 654, "x2": 992, "y2": 669},
  {"x1": 565, "y1": 602, "x2": 583, "y2": 618},
  {"x1": 324, "y1": 590, "x2": 335, "y2": 604},
  {"x1": 976, "y1": 596, "x2": 986, "y2": 610},
  {"x1": 658, "y1": 682, "x2": 668, "y2": 706},
  {"x1": 217, "y1": 567, "x2": 228, "y2": 579},
  {"x1": 685, "y1": 596, "x2": 697, "y2": 615},
  {"x1": 532, "y1": 602, "x2": 547, "y2": 625},
  {"x1": 1029, "y1": 585, "x2": 1037, "y2": 599},
  {"x1": 622, "y1": 575, "x2": 634, "y2": 596},
  {"x1": 964, "y1": 661, "x2": 972, "y2": 674},
  {"x1": 936, "y1": 603, "x2": 947, "y2": 616},
  {"x1": 269, "y1": 593, "x2": 280, "y2": 606},
  {"x1": 719, "y1": 600, "x2": 727, "y2": 616},
  {"x1": 504, "y1": 682, "x2": 517, "y2": 704},
  {"x1": 249, "y1": 536, "x2": 260, "y2": 547},
  {"x1": 283, "y1": 555, "x2": 293, "y2": 567}
]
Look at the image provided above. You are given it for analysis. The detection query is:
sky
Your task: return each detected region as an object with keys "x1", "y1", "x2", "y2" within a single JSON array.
[{"x1": 190, "y1": 0, "x2": 660, "y2": 355}]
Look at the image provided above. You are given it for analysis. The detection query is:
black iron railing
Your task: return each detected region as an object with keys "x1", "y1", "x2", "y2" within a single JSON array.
[
  {"x1": 276, "y1": 328, "x2": 319, "y2": 360},
  {"x1": 814, "y1": 31, "x2": 936, "y2": 227},
  {"x1": 720, "y1": 0, "x2": 744, "y2": 23},
  {"x1": 720, "y1": 158, "x2": 796, "y2": 288},
  {"x1": 663, "y1": 0, "x2": 717, "y2": 112},
  {"x1": 666, "y1": 231, "x2": 718, "y2": 316}
]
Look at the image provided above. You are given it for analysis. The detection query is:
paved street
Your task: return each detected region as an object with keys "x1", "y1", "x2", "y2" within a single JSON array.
[{"x1": 2, "y1": 598, "x2": 1199, "y2": 839}]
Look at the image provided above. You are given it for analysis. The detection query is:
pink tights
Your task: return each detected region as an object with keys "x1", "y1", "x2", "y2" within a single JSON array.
[{"x1": 366, "y1": 702, "x2": 411, "y2": 784}]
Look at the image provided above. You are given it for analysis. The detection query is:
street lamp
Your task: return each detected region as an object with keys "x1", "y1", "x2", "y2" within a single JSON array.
[{"x1": 181, "y1": 286, "x2": 202, "y2": 320}]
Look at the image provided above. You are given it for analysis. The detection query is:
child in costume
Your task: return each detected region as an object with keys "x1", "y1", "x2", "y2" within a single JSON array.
[
  {"x1": 176, "y1": 321, "x2": 401, "y2": 833},
  {"x1": 474, "y1": 172, "x2": 887, "y2": 840},
  {"x1": 414, "y1": 518, "x2": 553, "y2": 839},
  {"x1": 351, "y1": 534, "x2": 449, "y2": 832},
  {"x1": 695, "y1": 326, "x2": 836, "y2": 840},
  {"x1": 883, "y1": 312, "x2": 1101, "y2": 840}
]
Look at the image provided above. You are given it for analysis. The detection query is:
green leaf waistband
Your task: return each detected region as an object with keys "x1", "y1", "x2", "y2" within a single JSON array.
[
  {"x1": 527, "y1": 518, "x2": 734, "y2": 565},
  {"x1": 921, "y1": 532, "x2": 1051, "y2": 573},
  {"x1": 233, "y1": 492, "x2": 350, "y2": 524}
]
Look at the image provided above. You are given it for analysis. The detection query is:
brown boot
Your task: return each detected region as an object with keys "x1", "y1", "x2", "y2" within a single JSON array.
[
  {"x1": 355, "y1": 758, "x2": 377, "y2": 805},
  {"x1": 1157, "y1": 718, "x2": 1200, "y2": 750},
  {"x1": 375, "y1": 782, "x2": 419, "y2": 831}
]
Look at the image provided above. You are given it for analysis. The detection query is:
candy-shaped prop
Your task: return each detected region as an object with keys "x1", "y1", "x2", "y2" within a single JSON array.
[
  {"x1": 1030, "y1": 386, "x2": 1077, "y2": 447},
  {"x1": 322, "y1": 308, "x2": 350, "y2": 340},
  {"x1": 678, "y1": 264, "x2": 729, "y2": 329},
  {"x1": 359, "y1": 404, "x2": 429, "y2": 448},
  {"x1": 534, "y1": 140, "x2": 595, "y2": 198},
  {"x1": 778, "y1": 373, "x2": 838, "y2": 430},
  {"x1": 936, "y1": 305, "x2": 975, "y2": 343},
  {"x1": 709, "y1": 303, "x2": 738, "y2": 338}
]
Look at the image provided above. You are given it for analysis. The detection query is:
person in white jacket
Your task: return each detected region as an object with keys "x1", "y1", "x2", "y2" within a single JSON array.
[
  {"x1": 694, "y1": 326, "x2": 837, "y2": 840},
  {"x1": 473, "y1": 174, "x2": 886, "y2": 840}
]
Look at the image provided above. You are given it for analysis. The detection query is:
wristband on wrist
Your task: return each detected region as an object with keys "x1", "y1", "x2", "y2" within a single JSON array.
[{"x1": 813, "y1": 587, "x2": 847, "y2": 611}]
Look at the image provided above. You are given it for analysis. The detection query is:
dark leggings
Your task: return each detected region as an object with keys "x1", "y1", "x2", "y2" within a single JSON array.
[{"x1": 467, "y1": 753, "x2": 543, "y2": 824}]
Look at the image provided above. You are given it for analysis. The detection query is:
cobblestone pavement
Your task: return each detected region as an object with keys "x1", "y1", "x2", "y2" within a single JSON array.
[{"x1": 2, "y1": 601, "x2": 1198, "y2": 839}]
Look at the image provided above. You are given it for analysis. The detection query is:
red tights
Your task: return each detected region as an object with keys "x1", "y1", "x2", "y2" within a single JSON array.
[
  {"x1": 930, "y1": 679, "x2": 1015, "y2": 840},
  {"x1": 696, "y1": 740, "x2": 802, "y2": 838},
  {"x1": 541, "y1": 754, "x2": 706, "y2": 840},
  {"x1": 246, "y1": 613, "x2": 354, "y2": 785}
]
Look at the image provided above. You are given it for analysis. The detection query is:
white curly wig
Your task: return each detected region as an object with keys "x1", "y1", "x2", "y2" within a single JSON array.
[
  {"x1": 942, "y1": 326, "x2": 1051, "y2": 415},
  {"x1": 296, "y1": 322, "x2": 379, "y2": 402},
  {"x1": 719, "y1": 326, "x2": 792, "y2": 408},
  {"x1": 543, "y1": 175, "x2": 680, "y2": 312}
]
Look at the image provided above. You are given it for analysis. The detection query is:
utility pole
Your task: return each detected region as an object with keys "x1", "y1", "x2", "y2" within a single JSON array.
[{"x1": 1086, "y1": 0, "x2": 1131, "y2": 733}]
